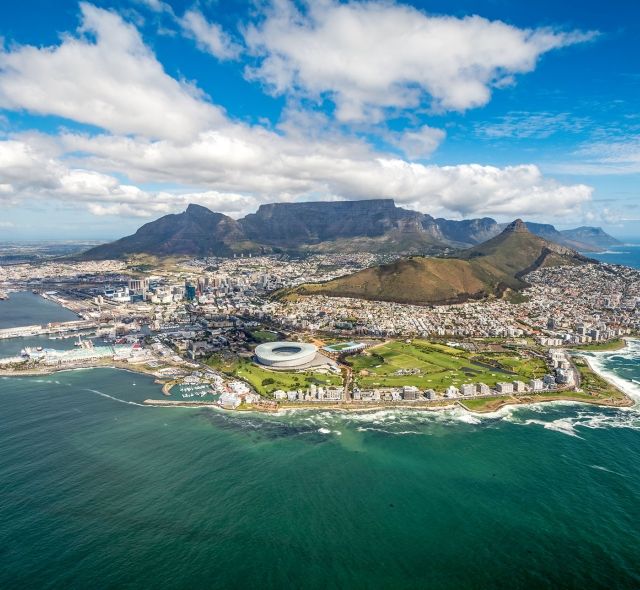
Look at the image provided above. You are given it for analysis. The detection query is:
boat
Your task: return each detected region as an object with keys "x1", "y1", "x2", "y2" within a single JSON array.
[{"x1": 36, "y1": 346, "x2": 43, "y2": 352}]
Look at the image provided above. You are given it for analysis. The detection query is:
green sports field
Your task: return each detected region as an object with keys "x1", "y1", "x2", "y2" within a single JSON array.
[{"x1": 349, "y1": 339, "x2": 547, "y2": 391}]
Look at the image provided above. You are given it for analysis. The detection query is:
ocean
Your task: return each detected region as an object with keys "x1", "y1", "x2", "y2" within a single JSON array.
[
  {"x1": 1, "y1": 289, "x2": 640, "y2": 588},
  {"x1": 587, "y1": 243, "x2": 640, "y2": 269}
]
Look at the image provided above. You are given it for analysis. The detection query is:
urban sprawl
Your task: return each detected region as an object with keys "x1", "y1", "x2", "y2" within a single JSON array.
[{"x1": 0, "y1": 254, "x2": 636, "y2": 411}]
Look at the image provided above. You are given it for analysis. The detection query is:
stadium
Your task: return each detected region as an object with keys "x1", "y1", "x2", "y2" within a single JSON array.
[{"x1": 254, "y1": 341, "x2": 318, "y2": 369}]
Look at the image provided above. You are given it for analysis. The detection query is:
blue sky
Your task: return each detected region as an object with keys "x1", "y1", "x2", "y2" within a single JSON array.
[{"x1": 0, "y1": 0, "x2": 639, "y2": 240}]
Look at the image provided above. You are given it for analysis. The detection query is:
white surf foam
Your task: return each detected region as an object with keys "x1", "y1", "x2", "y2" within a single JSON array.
[
  {"x1": 520, "y1": 417, "x2": 584, "y2": 438},
  {"x1": 581, "y1": 341, "x2": 640, "y2": 403}
]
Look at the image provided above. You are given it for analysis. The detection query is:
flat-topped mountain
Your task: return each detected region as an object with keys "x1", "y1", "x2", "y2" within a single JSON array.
[
  {"x1": 559, "y1": 226, "x2": 621, "y2": 250},
  {"x1": 285, "y1": 219, "x2": 590, "y2": 305},
  {"x1": 79, "y1": 200, "x2": 619, "y2": 259}
]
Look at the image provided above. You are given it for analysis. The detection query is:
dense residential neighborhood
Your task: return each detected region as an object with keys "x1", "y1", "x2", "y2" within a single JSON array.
[{"x1": 0, "y1": 252, "x2": 635, "y2": 410}]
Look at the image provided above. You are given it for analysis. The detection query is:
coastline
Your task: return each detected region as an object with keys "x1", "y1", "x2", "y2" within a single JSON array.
[
  {"x1": 1, "y1": 339, "x2": 637, "y2": 416},
  {"x1": 580, "y1": 343, "x2": 640, "y2": 404}
]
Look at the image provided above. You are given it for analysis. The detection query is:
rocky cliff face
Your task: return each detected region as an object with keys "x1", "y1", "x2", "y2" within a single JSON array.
[
  {"x1": 435, "y1": 217, "x2": 500, "y2": 246},
  {"x1": 239, "y1": 199, "x2": 429, "y2": 245}
]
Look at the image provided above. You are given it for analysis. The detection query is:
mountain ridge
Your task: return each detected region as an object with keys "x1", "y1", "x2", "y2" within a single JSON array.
[{"x1": 79, "y1": 200, "x2": 619, "y2": 260}]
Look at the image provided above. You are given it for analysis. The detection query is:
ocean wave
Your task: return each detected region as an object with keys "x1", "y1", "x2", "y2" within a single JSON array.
[
  {"x1": 356, "y1": 427, "x2": 424, "y2": 436},
  {"x1": 519, "y1": 418, "x2": 584, "y2": 438},
  {"x1": 589, "y1": 464, "x2": 628, "y2": 477}
]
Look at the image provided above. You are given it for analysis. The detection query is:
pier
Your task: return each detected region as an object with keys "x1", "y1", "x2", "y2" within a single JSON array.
[{"x1": 0, "y1": 319, "x2": 99, "y2": 340}]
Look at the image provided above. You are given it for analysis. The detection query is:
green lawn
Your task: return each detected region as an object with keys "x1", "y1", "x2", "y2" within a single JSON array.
[
  {"x1": 349, "y1": 339, "x2": 547, "y2": 391},
  {"x1": 573, "y1": 357, "x2": 627, "y2": 401},
  {"x1": 459, "y1": 396, "x2": 514, "y2": 412},
  {"x1": 250, "y1": 330, "x2": 279, "y2": 343},
  {"x1": 572, "y1": 339, "x2": 626, "y2": 352},
  {"x1": 207, "y1": 355, "x2": 342, "y2": 397}
]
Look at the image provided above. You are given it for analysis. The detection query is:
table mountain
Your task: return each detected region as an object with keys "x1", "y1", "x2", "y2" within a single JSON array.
[{"x1": 79, "y1": 200, "x2": 618, "y2": 259}]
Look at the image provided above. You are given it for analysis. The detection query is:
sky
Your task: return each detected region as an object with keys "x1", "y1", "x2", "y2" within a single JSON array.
[{"x1": 0, "y1": 0, "x2": 639, "y2": 241}]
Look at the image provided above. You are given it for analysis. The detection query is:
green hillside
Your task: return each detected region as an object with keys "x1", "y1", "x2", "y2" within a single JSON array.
[{"x1": 286, "y1": 219, "x2": 589, "y2": 305}]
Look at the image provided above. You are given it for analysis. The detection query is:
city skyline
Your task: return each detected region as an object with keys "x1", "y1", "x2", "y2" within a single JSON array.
[{"x1": 1, "y1": 0, "x2": 639, "y2": 240}]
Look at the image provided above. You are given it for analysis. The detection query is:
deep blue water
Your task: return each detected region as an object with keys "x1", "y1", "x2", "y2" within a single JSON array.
[{"x1": 587, "y1": 244, "x2": 640, "y2": 269}]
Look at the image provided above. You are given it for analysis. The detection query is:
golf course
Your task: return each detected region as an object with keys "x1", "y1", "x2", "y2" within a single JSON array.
[{"x1": 348, "y1": 339, "x2": 547, "y2": 390}]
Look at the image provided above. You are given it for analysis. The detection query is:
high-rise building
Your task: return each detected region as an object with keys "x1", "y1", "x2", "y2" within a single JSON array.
[
  {"x1": 185, "y1": 281, "x2": 197, "y2": 301},
  {"x1": 128, "y1": 278, "x2": 149, "y2": 296}
]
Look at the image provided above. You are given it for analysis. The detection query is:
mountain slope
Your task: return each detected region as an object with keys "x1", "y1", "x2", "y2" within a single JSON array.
[
  {"x1": 80, "y1": 204, "x2": 248, "y2": 259},
  {"x1": 560, "y1": 226, "x2": 621, "y2": 251},
  {"x1": 287, "y1": 220, "x2": 590, "y2": 305}
]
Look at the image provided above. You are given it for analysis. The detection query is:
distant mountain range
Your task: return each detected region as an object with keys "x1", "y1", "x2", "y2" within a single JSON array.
[
  {"x1": 80, "y1": 199, "x2": 619, "y2": 259},
  {"x1": 284, "y1": 219, "x2": 591, "y2": 306}
]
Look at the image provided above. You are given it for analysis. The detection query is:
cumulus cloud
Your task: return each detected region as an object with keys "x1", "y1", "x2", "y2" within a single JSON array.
[
  {"x1": 386, "y1": 125, "x2": 446, "y2": 159},
  {"x1": 180, "y1": 8, "x2": 241, "y2": 60},
  {"x1": 3, "y1": 130, "x2": 590, "y2": 221},
  {"x1": 244, "y1": 0, "x2": 596, "y2": 122},
  {"x1": 0, "y1": 3, "x2": 222, "y2": 140},
  {"x1": 0, "y1": 139, "x2": 258, "y2": 217},
  {"x1": 0, "y1": 2, "x2": 595, "y2": 224}
]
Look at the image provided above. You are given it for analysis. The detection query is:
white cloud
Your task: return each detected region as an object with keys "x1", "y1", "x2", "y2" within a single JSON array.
[
  {"x1": 0, "y1": 3, "x2": 222, "y2": 140},
  {"x1": 547, "y1": 136, "x2": 640, "y2": 175},
  {"x1": 0, "y1": 2, "x2": 595, "y2": 225},
  {"x1": 476, "y1": 112, "x2": 590, "y2": 139},
  {"x1": 0, "y1": 138, "x2": 258, "y2": 218},
  {"x1": 244, "y1": 0, "x2": 597, "y2": 122},
  {"x1": 133, "y1": 0, "x2": 174, "y2": 15},
  {"x1": 386, "y1": 125, "x2": 446, "y2": 159},
  {"x1": 4, "y1": 130, "x2": 591, "y2": 221},
  {"x1": 577, "y1": 137, "x2": 640, "y2": 172},
  {"x1": 180, "y1": 8, "x2": 241, "y2": 60}
]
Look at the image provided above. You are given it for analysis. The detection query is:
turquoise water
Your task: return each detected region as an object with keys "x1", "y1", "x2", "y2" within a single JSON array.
[
  {"x1": 2, "y1": 287, "x2": 640, "y2": 588},
  {"x1": 1, "y1": 363, "x2": 640, "y2": 589},
  {"x1": 588, "y1": 243, "x2": 640, "y2": 269},
  {"x1": 0, "y1": 291, "x2": 79, "y2": 329}
]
